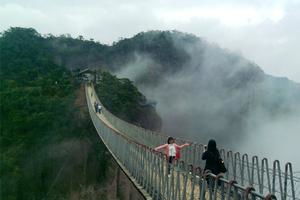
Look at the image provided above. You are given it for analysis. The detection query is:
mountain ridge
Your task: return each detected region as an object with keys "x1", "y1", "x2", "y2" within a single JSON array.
[{"x1": 5, "y1": 27, "x2": 298, "y2": 144}]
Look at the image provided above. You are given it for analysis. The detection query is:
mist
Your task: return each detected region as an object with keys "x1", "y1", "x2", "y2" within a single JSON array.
[
  {"x1": 235, "y1": 110, "x2": 300, "y2": 172},
  {"x1": 115, "y1": 32, "x2": 300, "y2": 171}
]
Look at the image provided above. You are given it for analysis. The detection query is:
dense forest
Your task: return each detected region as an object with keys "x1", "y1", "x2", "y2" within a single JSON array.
[
  {"x1": 95, "y1": 71, "x2": 162, "y2": 131},
  {"x1": 0, "y1": 27, "x2": 108, "y2": 199},
  {"x1": 1, "y1": 26, "x2": 300, "y2": 199},
  {"x1": 0, "y1": 28, "x2": 153, "y2": 199}
]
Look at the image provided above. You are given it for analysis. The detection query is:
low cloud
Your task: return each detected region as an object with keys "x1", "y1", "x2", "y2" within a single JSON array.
[
  {"x1": 0, "y1": 0, "x2": 299, "y2": 81},
  {"x1": 116, "y1": 34, "x2": 300, "y2": 171}
]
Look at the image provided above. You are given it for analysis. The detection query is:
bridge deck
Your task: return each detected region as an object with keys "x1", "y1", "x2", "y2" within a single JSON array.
[
  {"x1": 86, "y1": 84, "x2": 297, "y2": 200},
  {"x1": 87, "y1": 86, "x2": 214, "y2": 199},
  {"x1": 87, "y1": 86, "x2": 153, "y2": 199}
]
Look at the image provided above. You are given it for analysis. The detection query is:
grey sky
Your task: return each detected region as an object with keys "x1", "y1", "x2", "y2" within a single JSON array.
[{"x1": 1, "y1": 0, "x2": 299, "y2": 82}]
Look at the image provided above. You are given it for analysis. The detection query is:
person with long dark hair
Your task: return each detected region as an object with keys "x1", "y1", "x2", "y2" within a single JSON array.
[
  {"x1": 202, "y1": 139, "x2": 226, "y2": 175},
  {"x1": 202, "y1": 139, "x2": 226, "y2": 188}
]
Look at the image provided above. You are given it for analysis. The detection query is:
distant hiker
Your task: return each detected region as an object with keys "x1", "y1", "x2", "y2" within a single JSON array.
[
  {"x1": 155, "y1": 137, "x2": 190, "y2": 175},
  {"x1": 202, "y1": 139, "x2": 226, "y2": 186},
  {"x1": 91, "y1": 91, "x2": 93, "y2": 97},
  {"x1": 94, "y1": 102, "x2": 98, "y2": 112},
  {"x1": 98, "y1": 104, "x2": 102, "y2": 114}
]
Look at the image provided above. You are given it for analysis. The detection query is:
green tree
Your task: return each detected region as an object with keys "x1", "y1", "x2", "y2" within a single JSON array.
[{"x1": 95, "y1": 71, "x2": 162, "y2": 130}]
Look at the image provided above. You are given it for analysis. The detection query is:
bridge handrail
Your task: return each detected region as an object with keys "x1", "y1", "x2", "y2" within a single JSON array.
[
  {"x1": 90, "y1": 83, "x2": 299, "y2": 200},
  {"x1": 86, "y1": 84, "x2": 277, "y2": 200}
]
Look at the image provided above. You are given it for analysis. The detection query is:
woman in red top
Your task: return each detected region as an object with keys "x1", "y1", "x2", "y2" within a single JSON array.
[{"x1": 155, "y1": 137, "x2": 190, "y2": 175}]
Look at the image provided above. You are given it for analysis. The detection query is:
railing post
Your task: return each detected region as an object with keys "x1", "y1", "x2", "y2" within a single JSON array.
[{"x1": 86, "y1": 84, "x2": 299, "y2": 200}]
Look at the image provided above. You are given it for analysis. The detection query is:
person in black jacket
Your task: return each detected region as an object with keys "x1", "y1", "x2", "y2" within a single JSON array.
[
  {"x1": 202, "y1": 139, "x2": 221, "y2": 175},
  {"x1": 202, "y1": 139, "x2": 223, "y2": 188}
]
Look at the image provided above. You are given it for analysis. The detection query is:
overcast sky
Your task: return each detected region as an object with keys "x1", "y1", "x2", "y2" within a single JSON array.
[{"x1": 1, "y1": 0, "x2": 299, "y2": 82}]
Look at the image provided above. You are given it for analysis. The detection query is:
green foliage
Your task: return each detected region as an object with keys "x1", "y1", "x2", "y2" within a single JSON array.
[
  {"x1": 46, "y1": 33, "x2": 109, "y2": 69},
  {"x1": 41, "y1": 30, "x2": 191, "y2": 82},
  {"x1": 95, "y1": 72, "x2": 162, "y2": 130},
  {"x1": 96, "y1": 72, "x2": 144, "y2": 122},
  {"x1": 0, "y1": 27, "x2": 109, "y2": 199},
  {"x1": 106, "y1": 31, "x2": 190, "y2": 73},
  {"x1": 0, "y1": 28, "x2": 53, "y2": 81}
]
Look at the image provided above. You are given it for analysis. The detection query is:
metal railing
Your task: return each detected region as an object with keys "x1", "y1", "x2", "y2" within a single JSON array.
[{"x1": 88, "y1": 84, "x2": 299, "y2": 200}]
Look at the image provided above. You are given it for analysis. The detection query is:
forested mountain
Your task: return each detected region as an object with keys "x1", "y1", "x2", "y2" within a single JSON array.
[
  {"x1": 0, "y1": 27, "x2": 108, "y2": 200},
  {"x1": 95, "y1": 72, "x2": 162, "y2": 131},
  {"x1": 0, "y1": 27, "x2": 155, "y2": 200},
  {"x1": 105, "y1": 32, "x2": 300, "y2": 170},
  {"x1": 1, "y1": 27, "x2": 300, "y2": 199},
  {"x1": 106, "y1": 31, "x2": 300, "y2": 145},
  {"x1": 46, "y1": 34, "x2": 109, "y2": 70},
  {"x1": 50, "y1": 30, "x2": 300, "y2": 146},
  {"x1": 10, "y1": 28, "x2": 299, "y2": 145}
]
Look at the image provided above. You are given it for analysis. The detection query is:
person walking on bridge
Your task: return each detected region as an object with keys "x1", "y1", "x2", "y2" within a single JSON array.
[
  {"x1": 154, "y1": 137, "x2": 190, "y2": 175},
  {"x1": 98, "y1": 104, "x2": 102, "y2": 114},
  {"x1": 94, "y1": 102, "x2": 98, "y2": 113}
]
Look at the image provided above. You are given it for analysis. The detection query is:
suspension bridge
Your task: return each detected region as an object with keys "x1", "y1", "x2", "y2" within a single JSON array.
[{"x1": 85, "y1": 83, "x2": 299, "y2": 200}]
